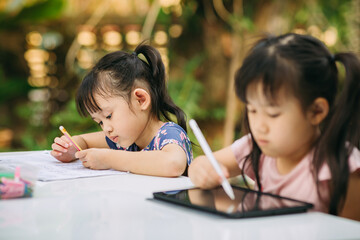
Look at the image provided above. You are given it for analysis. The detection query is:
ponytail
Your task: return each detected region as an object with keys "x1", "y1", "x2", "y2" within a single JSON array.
[
  {"x1": 134, "y1": 44, "x2": 188, "y2": 132},
  {"x1": 314, "y1": 52, "x2": 360, "y2": 215}
]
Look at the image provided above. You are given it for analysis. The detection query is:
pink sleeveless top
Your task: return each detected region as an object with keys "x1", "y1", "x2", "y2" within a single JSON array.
[{"x1": 231, "y1": 135, "x2": 360, "y2": 212}]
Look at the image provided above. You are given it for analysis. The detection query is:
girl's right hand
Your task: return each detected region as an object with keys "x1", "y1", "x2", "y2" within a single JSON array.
[
  {"x1": 188, "y1": 155, "x2": 230, "y2": 189},
  {"x1": 50, "y1": 136, "x2": 78, "y2": 163}
]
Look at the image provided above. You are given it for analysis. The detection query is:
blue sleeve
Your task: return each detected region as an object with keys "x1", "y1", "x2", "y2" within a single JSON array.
[{"x1": 154, "y1": 123, "x2": 193, "y2": 166}]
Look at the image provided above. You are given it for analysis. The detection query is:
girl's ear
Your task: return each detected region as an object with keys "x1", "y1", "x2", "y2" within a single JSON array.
[
  {"x1": 308, "y1": 97, "x2": 329, "y2": 125},
  {"x1": 132, "y1": 88, "x2": 151, "y2": 110}
]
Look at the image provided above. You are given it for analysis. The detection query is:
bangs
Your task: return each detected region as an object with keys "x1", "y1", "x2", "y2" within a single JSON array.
[
  {"x1": 76, "y1": 71, "x2": 115, "y2": 116},
  {"x1": 235, "y1": 48, "x2": 299, "y2": 105}
]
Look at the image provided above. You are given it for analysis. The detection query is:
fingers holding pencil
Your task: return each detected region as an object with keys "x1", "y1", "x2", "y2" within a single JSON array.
[
  {"x1": 51, "y1": 136, "x2": 78, "y2": 162},
  {"x1": 52, "y1": 135, "x2": 72, "y2": 152},
  {"x1": 59, "y1": 126, "x2": 82, "y2": 151},
  {"x1": 189, "y1": 155, "x2": 229, "y2": 189},
  {"x1": 51, "y1": 126, "x2": 82, "y2": 163}
]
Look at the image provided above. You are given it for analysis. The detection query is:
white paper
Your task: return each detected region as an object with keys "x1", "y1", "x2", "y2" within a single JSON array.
[{"x1": 0, "y1": 151, "x2": 127, "y2": 181}]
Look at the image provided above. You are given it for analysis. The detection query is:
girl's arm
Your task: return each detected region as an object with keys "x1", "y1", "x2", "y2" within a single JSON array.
[
  {"x1": 51, "y1": 131, "x2": 109, "y2": 162},
  {"x1": 188, "y1": 146, "x2": 241, "y2": 189},
  {"x1": 339, "y1": 171, "x2": 360, "y2": 221},
  {"x1": 73, "y1": 131, "x2": 109, "y2": 149},
  {"x1": 75, "y1": 143, "x2": 188, "y2": 177}
]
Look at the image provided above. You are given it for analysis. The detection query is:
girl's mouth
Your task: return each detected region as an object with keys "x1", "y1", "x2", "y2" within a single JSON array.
[
  {"x1": 256, "y1": 139, "x2": 269, "y2": 146},
  {"x1": 111, "y1": 136, "x2": 118, "y2": 143}
]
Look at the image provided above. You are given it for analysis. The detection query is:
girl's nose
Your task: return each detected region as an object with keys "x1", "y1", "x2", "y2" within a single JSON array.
[
  {"x1": 103, "y1": 122, "x2": 113, "y2": 134},
  {"x1": 253, "y1": 118, "x2": 269, "y2": 134}
]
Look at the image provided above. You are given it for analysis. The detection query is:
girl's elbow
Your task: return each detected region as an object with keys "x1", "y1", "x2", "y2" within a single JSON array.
[{"x1": 167, "y1": 159, "x2": 187, "y2": 177}]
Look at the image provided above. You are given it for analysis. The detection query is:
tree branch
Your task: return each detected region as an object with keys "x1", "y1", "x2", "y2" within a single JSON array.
[
  {"x1": 65, "y1": 0, "x2": 110, "y2": 76},
  {"x1": 141, "y1": 0, "x2": 161, "y2": 41}
]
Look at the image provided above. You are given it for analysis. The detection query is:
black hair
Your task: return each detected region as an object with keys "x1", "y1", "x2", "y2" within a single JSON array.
[
  {"x1": 234, "y1": 33, "x2": 360, "y2": 215},
  {"x1": 76, "y1": 43, "x2": 188, "y2": 132}
]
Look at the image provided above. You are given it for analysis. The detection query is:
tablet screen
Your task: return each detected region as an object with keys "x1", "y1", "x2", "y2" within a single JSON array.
[{"x1": 153, "y1": 186, "x2": 313, "y2": 218}]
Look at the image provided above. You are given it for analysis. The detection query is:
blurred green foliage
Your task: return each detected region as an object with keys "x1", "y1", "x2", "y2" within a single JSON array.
[
  {"x1": 0, "y1": 67, "x2": 29, "y2": 105},
  {"x1": 15, "y1": 98, "x2": 99, "y2": 150},
  {"x1": 0, "y1": 0, "x2": 359, "y2": 153},
  {"x1": 168, "y1": 54, "x2": 206, "y2": 120},
  {"x1": 0, "y1": 0, "x2": 66, "y2": 28}
]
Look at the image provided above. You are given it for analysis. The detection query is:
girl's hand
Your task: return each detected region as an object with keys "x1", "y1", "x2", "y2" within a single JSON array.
[
  {"x1": 75, "y1": 149, "x2": 111, "y2": 170},
  {"x1": 188, "y1": 155, "x2": 230, "y2": 189},
  {"x1": 51, "y1": 136, "x2": 78, "y2": 163}
]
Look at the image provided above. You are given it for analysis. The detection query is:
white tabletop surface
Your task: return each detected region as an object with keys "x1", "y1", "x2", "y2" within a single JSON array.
[{"x1": 1, "y1": 152, "x2": 360, "y2": 240}]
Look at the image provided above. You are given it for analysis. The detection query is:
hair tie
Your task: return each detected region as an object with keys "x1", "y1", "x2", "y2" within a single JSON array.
[{"x1": 328, "y1": 54, "x2": 335, "y2": 64}]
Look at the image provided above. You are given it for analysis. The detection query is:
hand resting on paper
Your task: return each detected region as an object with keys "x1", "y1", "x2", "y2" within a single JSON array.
[{"x1": 75, "y1": 148, "x2": 112, "y2": 170}]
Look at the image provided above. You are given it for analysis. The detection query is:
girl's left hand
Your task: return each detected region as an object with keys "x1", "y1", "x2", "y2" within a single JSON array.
[{"x1": 75, "y1": 149, "x2": 111, "y2": 170}]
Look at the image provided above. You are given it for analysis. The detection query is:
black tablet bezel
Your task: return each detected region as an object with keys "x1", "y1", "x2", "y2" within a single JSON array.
[{"x1": 153, "y1": 186, "x2": 313, "y2": 218}]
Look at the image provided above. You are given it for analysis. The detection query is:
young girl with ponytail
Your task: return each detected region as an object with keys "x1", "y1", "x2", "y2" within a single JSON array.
[
  {"x1": 189, "y1": 33, "x2": 360, "y2": 220},
  {"x1": 51, "y1": 44, "x2": 193, "y2": 177}
]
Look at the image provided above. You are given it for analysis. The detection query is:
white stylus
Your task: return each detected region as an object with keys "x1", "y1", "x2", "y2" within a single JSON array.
[{"x1": 189, "y1": 119, "x2": 235, "y2": 200}]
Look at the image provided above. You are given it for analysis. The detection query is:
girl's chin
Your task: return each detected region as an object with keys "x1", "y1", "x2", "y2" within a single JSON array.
[
  {"x1": 115, "y1": 142, "x2": 132, "y2": 149},
  {"x1": 114, "y1": 141, "x2": 128, "y2": 148},
  {"x1": 259, "y1": 148, "x2": 277, "y2": 158}
]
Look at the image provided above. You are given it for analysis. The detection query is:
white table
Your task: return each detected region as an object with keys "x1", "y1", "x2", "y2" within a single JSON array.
[{"x1": 1, "y1": 152, "x2": 360, "y2": 240}]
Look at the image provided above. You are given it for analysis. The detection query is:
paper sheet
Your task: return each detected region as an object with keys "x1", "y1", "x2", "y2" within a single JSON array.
[{"x1": 0, "y1": 151, "x2": 127, "y2": 181}]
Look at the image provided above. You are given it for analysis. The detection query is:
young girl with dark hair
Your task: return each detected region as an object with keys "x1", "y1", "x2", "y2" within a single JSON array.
[
  {"x1": 51, "y1": 44, "x2": 193, "y2": 177},
  {"x1": 189, "y1": 33, "x2": 360, "y2": 220}
]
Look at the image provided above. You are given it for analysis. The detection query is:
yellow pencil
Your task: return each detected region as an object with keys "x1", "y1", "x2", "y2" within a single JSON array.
[{"x1": 59, "y1": 126, "x2": 82, "y2": 151}]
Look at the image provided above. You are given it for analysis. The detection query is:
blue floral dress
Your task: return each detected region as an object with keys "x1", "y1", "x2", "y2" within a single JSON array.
[{"x1": 105, "y1": 122, "x2": 193, "y2": 168}]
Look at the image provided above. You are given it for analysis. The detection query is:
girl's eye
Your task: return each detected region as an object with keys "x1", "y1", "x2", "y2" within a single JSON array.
[
  {"x1": 106, "y1": 114, "x2": 112, "y2": 119},
  {"x1": 268, "y1": 113, "x2": 280, "y2": 118},
  {"x1": 247, "y1": 109, "x2": 256, "y2": 114},
  {"x1": 98, "y1": 121, "x2": 103, "y2": 126}
]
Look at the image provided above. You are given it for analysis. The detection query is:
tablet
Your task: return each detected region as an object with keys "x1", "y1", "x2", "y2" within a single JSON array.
[{"x1": 153, "y1": 186, "x2": 313, "y2": 218}]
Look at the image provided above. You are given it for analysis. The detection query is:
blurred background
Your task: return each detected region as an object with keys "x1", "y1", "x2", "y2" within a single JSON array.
[{"x1": 0, "y1": 0, "x2": 359, "y2": 155}]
